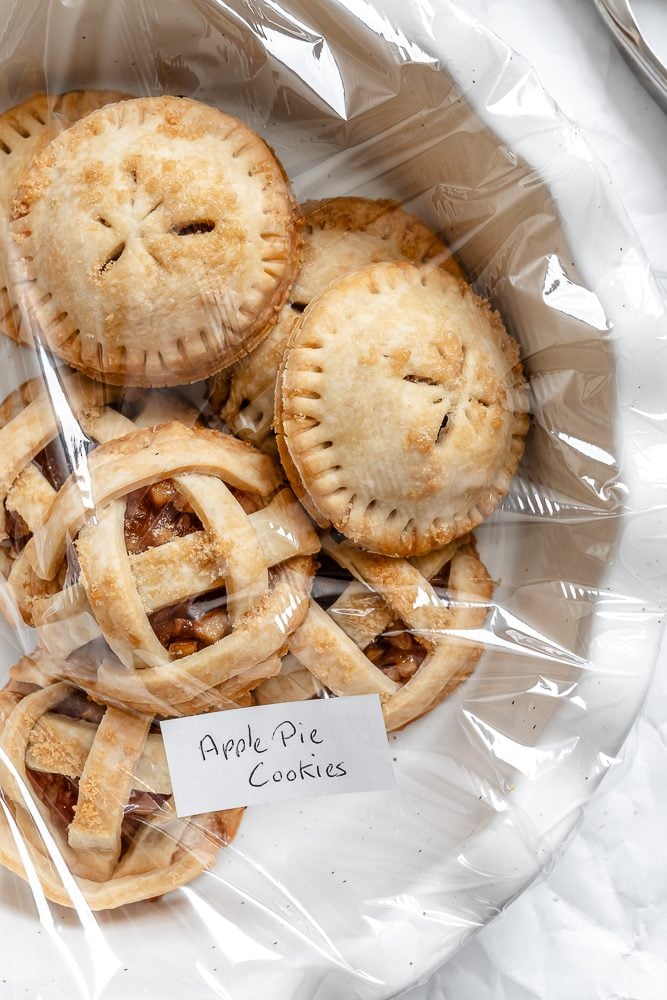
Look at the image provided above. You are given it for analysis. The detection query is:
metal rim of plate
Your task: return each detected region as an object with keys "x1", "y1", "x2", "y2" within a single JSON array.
[{"x1": 592, "y1": 0, "x2": 667, "y2": 111}]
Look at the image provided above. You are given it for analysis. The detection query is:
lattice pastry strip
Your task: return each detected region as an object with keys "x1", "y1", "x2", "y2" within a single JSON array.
[
  {"x1": 282, "y1": 533, "x2": 494, "y2": 730},
  {"x1": 74, "y1": 474, "x2": 269, "y2": 668},
  {"x1": 61, "y1": 566, "x2": 313, "y2": 716},
  {"x1": 322, "y1": 539, "x2": 461, "y2": 654},
  {"x1": 27, "y1": 487, "x2": 309, "y2": 646},
  {"x1": 0, "y1": 375, "x2": 195, "y2": 549},
  {"x1": 25, "y1": 422, "x2": 280, "y2": 581},
  {"x1": 16, "y1": 422, "x2": 318, "y2": 713},
  {"x1": 0, "y1": 373, "x2": 128, "y2": 622},
  {"x1": 9, "y1": 643, "x2": 268, "y2": 720},
  {"x1": 171, "y1": 473, "x2": 269, "y2": 620},
  {"x1": 24, "y1": 712, "x2": 171, "y2": 793},
  {"x1": 6, "y1": 465, "x2": 56, "y2": 536},
  {"x1": 67, "y1": 706, "x2": 151, "y2": 881},
  {"x1": 1, "y1": 379, "x2": 199, "y2": 626},
  {"x1": 0, "y1": 668, "x2": 242, "y2": 909},
  {"x1": 33, "y1": 487, "x2": 315, "y2": 654},
  {"x1": 254, "y1": 655, "x2": 325, "y2": 706},
  {"x1": 0, "y1": 373, "x2": 120, "y2": 538}
]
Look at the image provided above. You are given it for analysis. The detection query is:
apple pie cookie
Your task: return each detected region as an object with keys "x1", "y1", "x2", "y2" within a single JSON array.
[
  {"x1": 257, "y1": 532, "x2": 493, "y2": 731},
  {"x1": 0, "y1": 90, "x2": 125, "y2": 344},
  {"x1": 278, "y1": 262, "x2": 530, "y2": 556},
  {"x1": 15, "y1": 422, "x2": 318, "y2": 714},
  {"x1": 0, "y1": 665, "x2": 243, "y2": 909},
  {"x1": 217, "y1": 196, "x2": 465, "y2": 452},
  {"x1": 10, "y1": 95, "x2": 301, "y2": 386},
  {"x1": 0, "y1": 374, "x2": 199, "y2": 623},
  {"x1": 0, "y1": 373, "x2": 123, "y2": 614}
]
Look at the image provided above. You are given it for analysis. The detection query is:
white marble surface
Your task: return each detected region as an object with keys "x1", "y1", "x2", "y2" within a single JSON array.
[{"x1": 405, "y1": 1, "x2": 667, "y2": 997}]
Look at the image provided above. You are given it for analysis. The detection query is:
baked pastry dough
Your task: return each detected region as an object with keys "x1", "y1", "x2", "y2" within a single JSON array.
[
  {"x1": 259, "y1": 533, "x2": 493, "y2": 731},
  {"x1": 0, "y1": 664, "x2": 243, "y2": 909},
  {"x1": 0, "y1": 91, "x2": 124, "y2": 344},
  {"x1": 16, "y1": 422, "x2": 318, "y2": 714},
  {"x1": 278, "y1": 262, "x2": 529, "y2": 556},
  {"x1": 0, "y1": 374, "x2": 199, "y2": 623},
  {"x1": 10, "y1": 96, "x2": 301, "y2": 386},
  {"x1": 254, "y1": 657, "x2": 324, "y2": 706},
  {"x1": 217, "y1": 197, "x2": 465, "y2": 452},
  {"x1": 0, "y1": 373, "x2": 123, "y2": 618}
]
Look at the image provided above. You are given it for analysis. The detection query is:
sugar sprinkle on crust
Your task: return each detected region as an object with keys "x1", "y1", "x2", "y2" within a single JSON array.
[
  {"x1": 261, "y1": 533, "x2": 494, "y2": 730},
  {"x1": 0, "y1": 666, "x2": 244, "y2": 909},
  {"x1": 0, "y1": 90, "x2": 127, "y2": 345},
  {"x1": 279, "y1": 261, "x2": 529, "y2": 557},
  {"x1": 218, "y1": 196, "x2": 466, "y2": 452},
  {"x1": 9, "y1": 95, "x2": 301, "y2": 386},
  {"x1": 15, "y1": 421, "x2": 318, "y2": 714}
]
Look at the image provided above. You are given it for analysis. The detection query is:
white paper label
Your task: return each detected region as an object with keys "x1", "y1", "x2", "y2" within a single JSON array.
[{"x1": 160, "y1": 695, "x2": 396, "y2": 816}]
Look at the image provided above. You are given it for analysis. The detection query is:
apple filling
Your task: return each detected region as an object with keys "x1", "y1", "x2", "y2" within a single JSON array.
[
  {"x1": 26, "y1": 689, "x2": 168, "y2": 839},
  {"x1": 315, "y1": 555, "x2": 452, "y2": 685},
  {"x1": 124, "y1": 479, "x2": 261, "y2": 658}
]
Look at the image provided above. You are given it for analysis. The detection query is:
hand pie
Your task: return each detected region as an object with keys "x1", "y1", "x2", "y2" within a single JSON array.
[
  {"x1": 0, "y1": 374, "x2": 199, "y2": 622},
  {"x1": 278, "y1": 262, "x2": 530, "y2": 556},
  {"x1": 15, "y1": 422, "x2": 318, "y2": 715},
  {"x1": 9, "y1": 95, "x2": 301, "y2": 386},
  {"x1": 215, "y1": 196, "x2": 465, "y2": 452},
  {"x1": 0, "y1": 663, "x2": 243, "y2": 910},
  {"x1": 257, "y1": 532, "x2": 493, "y2": 731},
  {"x1": 0, "y1": 91, "x2": 125, "y2": 345}
]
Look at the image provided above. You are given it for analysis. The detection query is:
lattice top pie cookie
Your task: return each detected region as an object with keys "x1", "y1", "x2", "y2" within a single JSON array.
[
  {"x1": 278, "y1": 261, "x2": 530, "y2": 557},
  {"x1": 257, "y1": 532, "x2": 493, "y2": 731},
  {"x1": 0, "y1": 91, "x2": 124, "y2": 344},
  {"x1": 10, "y1": 96, "x2": 301, "y2": 386},
  {"x1": 0, "y1": 662, "x2": 243, "y2": 909},
  {"x1": 13, "y1": 421, "x2": 318, "y2": 715},
  {"x1": 217, "y1": 196, "x2": 465, "y2": 452},
  {"x1": 0, "y1": 373, "x2": 198, "y2": 618}
]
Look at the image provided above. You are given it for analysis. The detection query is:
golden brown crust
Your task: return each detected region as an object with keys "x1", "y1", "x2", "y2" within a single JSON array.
[
  {"x1": 219, "y1": 196, "x2": 466, "y2": 452},
  {"x1": 16, "y1": 422, "x2": 318, "y2": 713},
  {"x1": 0, "y1": 804, "x2": 243, "y2": 910},
  {"x1": 9, "y1": 95, "x2": 302, "y2": 386},
  {"x1": 293, "y1": 197, "x2": 467, "y2": 302},
  {"x1": 283, "y1": 534, "x2": 494, "y2": 731},
  {"x1": 254, "y1": 664, "x2": 322, "y2": 705},
  {"x1": 220, "y1": 307, "x2": 299, "y2": 452},
  {"x1": 0, "y1": 667, "x2": 243, "y2": 909},
  {"x1": 0, "y1": 372, "x2": 127, "y2": 631},
  {"x1": 26, "y1": 711, "x2": 171, "y2": 791},
  {"x1": 41, "y1": 555, "x2": 316, "y2": 715},
  {"x1": 0, "y1": 378, "x2": 203, "y2": 634},
  {"x1": 0, "y1": 91, "x2": 127, "y2": 344},
  {"x1": 25, "y1": 421, "x2": 281, "y2": 581},
  {"x1": 273, "y1": 372, "x2": 330, "y2": 527},
  {"x1": 279, "y1": 262, "x2": 530, "y2": 556}
]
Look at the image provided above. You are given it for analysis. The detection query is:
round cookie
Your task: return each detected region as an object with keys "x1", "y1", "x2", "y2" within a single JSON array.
[
  {"x1": 0, "y1": 664, "x2": 244, "y2": 910},
  {"x1": 217, "y1": 306, "x2": 298, "y2": 453},
  {"x1": 278, "y1": 261, "x2": 529, "y2": 557},
  {"x1": 292, "y1": 196, "x2": 467, "y2": 304},
  {"x1": 15, "y1": 421, "x2": 319, "y2": 714},
  {"x1": 0, "y1": 90, "x2": 125, "y2": 344},
  {"x1": 218, "y1": 196, "x2": 465, "y2": 450},
  {"x1": 9, "y1": 96, "x2": 301, "y2": 387}
]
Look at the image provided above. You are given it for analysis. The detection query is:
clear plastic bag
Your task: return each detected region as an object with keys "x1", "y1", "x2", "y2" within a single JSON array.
[{"x1": 0, "y1": 1, "x2": 665, "y2": 998}]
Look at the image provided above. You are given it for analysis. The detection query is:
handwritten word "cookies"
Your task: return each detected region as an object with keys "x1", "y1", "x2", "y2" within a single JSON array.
[{"x1": 161, "y1": 696, "x2": 396, "y2": 814}]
